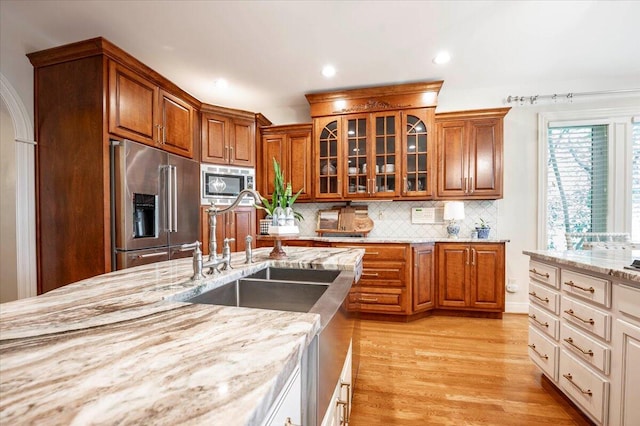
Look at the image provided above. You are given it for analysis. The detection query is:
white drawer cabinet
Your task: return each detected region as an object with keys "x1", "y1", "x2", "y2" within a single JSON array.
[
  {"x1": 529, "y1": 304, "x2": 560, "y2": 340},
  {"x1": 561, "y1": 269, "x2": 611, "y2": 308},
  {"x1": 561, "y1": 322, "x2": 611, "y2": 374},
  {"x1": 562, "y1": 295, "x2": 611, "y2": 341},
  {"x1": 529, "y1": 281, "x2": 561, "y2": 315},
  {"x1": 528, "y1": 326, "x2": 559, "y2": 380},
  {"x1": 529, "y1": 260, "x2": 559, "y2": 288},
  {"x1": 560, "y1": 350, "x2": 610, "y2": 424}
]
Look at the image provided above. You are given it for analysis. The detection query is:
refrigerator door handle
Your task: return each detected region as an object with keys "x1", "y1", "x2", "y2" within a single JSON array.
[
  {"x1": 166, "y1": 165, "x2": 173, "y2": 232},
  {"x1": 172, "y1": 165, "x2": 178, "y2": 232}
]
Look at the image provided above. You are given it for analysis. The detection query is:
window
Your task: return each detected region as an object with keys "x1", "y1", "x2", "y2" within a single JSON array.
[
  {"x1": 633, "y1": 122, "x2": 640, "y2": 241},
  {"x1": 546, "y1": 125, "x2": 608, "y2": 249},
  {"x1": 538, "y1": 108, "x2": 639, "y2": 250}
]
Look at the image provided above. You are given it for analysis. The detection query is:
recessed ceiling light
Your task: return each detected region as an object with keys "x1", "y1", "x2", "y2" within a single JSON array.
[
  {"x1": 433, "y1": 52, "x2": 451, "y2": 65},
  {"x1": 322, "y1": 65, "x2": 336, "y2": 78},
  {"x1": 214, "y1": 78, "x2": 229, "y2": 89}
]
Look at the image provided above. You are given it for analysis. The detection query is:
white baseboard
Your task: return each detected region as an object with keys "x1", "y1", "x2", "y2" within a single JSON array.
[{"x1": 505, "y1": 301, "x2": 529, "y2": 314}]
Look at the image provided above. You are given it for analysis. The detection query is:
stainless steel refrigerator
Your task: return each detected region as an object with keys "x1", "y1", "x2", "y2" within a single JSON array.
[{"x1": 111, "y1": 139, "x2": 199, "y2": 269}]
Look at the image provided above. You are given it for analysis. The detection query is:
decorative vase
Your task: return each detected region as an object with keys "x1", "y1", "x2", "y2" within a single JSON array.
[
  {"x1": 284, "y1": 206, "x2": 295, "y2": 226},
  {"x1": 476, "y1": 227, "x2": 490, "y2": 239}
]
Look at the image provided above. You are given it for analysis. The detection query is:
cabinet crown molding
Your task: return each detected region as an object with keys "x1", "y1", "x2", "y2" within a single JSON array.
[
  {"x1": 435, "y1": 107, "x2": 511, "y2": 121},
  {"x1": 305, "y1": 80, "x2": 444, "y2": 117}
]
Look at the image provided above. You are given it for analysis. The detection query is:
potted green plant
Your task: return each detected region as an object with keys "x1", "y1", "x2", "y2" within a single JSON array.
[
  {"x1": 475, "y1": 218, "x2": 491, "y2": 239},
  {"x1": 257, "y1": 158, "x2": 303, "y2": 229}
]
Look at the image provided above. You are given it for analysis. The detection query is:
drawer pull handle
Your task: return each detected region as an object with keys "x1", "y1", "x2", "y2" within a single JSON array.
[
  {"x1": 564, "y1": 280, "x2": 595, "y2": 293},
  {"x1": 359, "y1": 297, "x2": 379, "y2": 303},
  {"x1": 562, "y1": 373, "x2": 593, "y2": 396},
  {"x1": 340, "y1": 381, "x2": 351, "y2": 423},
  {"x1": 366, "y1": 251, "x2": 380, "y2": 256},
  {"x1": 563, "y1": 309, "x2": 595, "y2": 325},
  {"x1": 563, "y1": 337, "x2": 594, "y2": 356},
  {"x1": 529, "y1": 268, "x2": 550, "y2": 279},
  {"x1": 362, "y1": 273, "x2": 380, "y2": 277},
  {"x1": 528, "y1": 291, "x2": 549, "y2": 303},
  {"x1": 527, "y1": 343, "x2": 549, "y2": 360},
  {"x1": 528, "y1": 314, "x2": 549, "y2": 328}
]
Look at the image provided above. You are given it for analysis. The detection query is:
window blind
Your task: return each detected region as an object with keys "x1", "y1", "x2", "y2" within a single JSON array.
[
  {"x1": 546, "y1": 125, "x2": 608, "y2": 249},
  {"x1": 633, "y1": 123, "x2": 640, "y2": 241}
]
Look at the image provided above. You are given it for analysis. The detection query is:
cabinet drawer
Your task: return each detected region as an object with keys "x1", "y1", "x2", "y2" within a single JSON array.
[
  {"x1": 529, "y1": 281, "x2": 560, "y2": 315},
  {"x1": 359, "y1": 262, "x2": 405, "y2": 286},
  {"x1": 528, "y1": 326, "x2": 559, "y2": 381},
  {"x1": 561, "y1": 323, "x2": 610, "y2": 375},
  {"x1": 561, "y1": 296, "x2": 611, "y2": 341},
  {"x1": 348, "y1": 287, "x2": 405, "y2": 313},
  {"x1": 617, "y1": 284, "x2": 640, "y2": 323},
  {"x1": 528, "y1": 304, "x2": 560, "y2": 340},
  {"x1": 561, "y1": 269, "x2": 611, "y2": 308},
  {"x1": 333, "y1": 243, "x2": 407, "y2": 261},
  {"x1": 559, "y1": 350, "x2": 609, "y2": 424},
  {"x1": 529, "y1": 260, "x2": 559, "y2": 289}
]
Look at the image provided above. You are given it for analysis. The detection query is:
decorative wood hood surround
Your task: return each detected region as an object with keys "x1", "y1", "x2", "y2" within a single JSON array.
[{"x1": 305, "y1": 81, "x2": 444, "y2": 117}]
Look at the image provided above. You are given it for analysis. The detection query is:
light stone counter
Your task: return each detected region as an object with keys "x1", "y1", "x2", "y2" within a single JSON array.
[
  {"x1": 523, "y1": 249, "x2": 640, "y2": 285},
  {"x1": 258, "y1": 236, "x2": 510, "y2": 244},
  {"x1": 0, "y1": 247, "x2": 364, "y2": 425}
]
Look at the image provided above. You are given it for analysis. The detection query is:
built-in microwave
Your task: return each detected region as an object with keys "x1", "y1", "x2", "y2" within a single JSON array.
[{"x1": 200, "y1": 164, "x2": 256, "y2": 205}]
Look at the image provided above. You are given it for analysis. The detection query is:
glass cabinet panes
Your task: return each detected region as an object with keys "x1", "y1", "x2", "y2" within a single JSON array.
[
  {"x1": 318, "y1": 119, "x2": 339, "y2": 196},
  {"x1": 405, "y1": 113, "x2": 429, "y2": 194},
  {"x1": 346, "y1": 116, "x2": 368, "y2": 195},
  {"x1": 374, "y1": 113, "x2": 398, "y2": 194}
]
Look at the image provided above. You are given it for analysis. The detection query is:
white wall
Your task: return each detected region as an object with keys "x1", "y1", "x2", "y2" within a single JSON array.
[{"x1": 0, "y1": 99, "x2": 18, "y2": 302}]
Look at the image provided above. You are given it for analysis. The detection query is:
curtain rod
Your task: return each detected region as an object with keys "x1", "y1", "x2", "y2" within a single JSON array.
[{"x1": 506, "y1": 88, "x2": 640, "y2": 105}]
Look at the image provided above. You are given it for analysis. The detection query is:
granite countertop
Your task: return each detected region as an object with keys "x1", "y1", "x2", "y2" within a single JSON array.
[
  {"x1": 257, "y1": 235, "x2": 510, "y2": 244},
  {"x1": 523, "y1": 249, "x2": 640, "y2": 284},
  {"x1": 0, "y1": 247, "x2": 364, "y2": 425}
]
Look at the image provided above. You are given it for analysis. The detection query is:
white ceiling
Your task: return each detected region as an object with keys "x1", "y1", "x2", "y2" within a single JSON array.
[{"x1": 2, "y1": 0, "x2": 640, "y2": 123}]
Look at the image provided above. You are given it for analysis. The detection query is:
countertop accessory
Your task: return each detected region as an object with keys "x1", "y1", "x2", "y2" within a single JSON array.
[
  {"x1": 443, "y1": 201, "x2": 465, "y2": 238},
  {"x1": 316, "y1": 205, "x2": 373, "y2": 236}
]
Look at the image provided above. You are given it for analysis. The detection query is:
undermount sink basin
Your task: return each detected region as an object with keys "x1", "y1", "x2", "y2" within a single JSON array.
[{"x1": 184, "y1": 268, "x2": 339, "y2": 313}]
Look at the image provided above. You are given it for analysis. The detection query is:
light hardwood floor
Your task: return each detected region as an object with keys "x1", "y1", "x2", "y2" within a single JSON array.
[{"x1": 349, "y1": 314, "x2": 593, "y2": 425}]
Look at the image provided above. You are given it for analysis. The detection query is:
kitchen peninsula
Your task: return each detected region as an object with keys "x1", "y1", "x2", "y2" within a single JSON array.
[{"x1": 0, "y1": 247, "x2": 364, "y2": 425}]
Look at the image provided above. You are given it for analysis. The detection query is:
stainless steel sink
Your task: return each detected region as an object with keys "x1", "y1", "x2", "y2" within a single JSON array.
[{"x1": 184, "y1": 268, "x2": 338, "y2": 313}]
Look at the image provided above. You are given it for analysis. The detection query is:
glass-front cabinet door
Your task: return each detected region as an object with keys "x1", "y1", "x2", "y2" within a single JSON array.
[
  {"x1": 315, "y1": 116, "x2": 342, "y2": 199},
  {"x1": 402, "y1": 108, "x2": 434, "y2": 197},
  {"x1": 345, "y1": 114, "x2": 368, "y2": 197},
  {"x1": 371, "y1": 112, "x2": 401, "y2": 198}
]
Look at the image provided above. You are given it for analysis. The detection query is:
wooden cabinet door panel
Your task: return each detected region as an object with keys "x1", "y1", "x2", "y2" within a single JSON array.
[
  {"x1": 261, "y1": 134, "x2": 287, "y2": 198},
  {"x1": 437, "y1": 120, "x2": 467, "y2": 196},
  {"x1": 160, "y1": 90, "x2": 194, "y2": 158},
  {"x1": 231, "y1": 207, "x2": 256, "y2": 252},
  {"x1": 202, "y1": 113, "x2": 230, "y2": 164},
  {"x1": 288, "y1": 131, "x2": 312, "y2": 201},
  {"x1": 470, "y1": 243, "x2": 504, "y2": 310},
  {"x1": 413, "y1": 245, "x2": 435, "y2": 312},
  {"x1": 109, "y1": 61, "x2": 157, "y2": 145},
  {"x1": 231, "y1": 118, "x2": 255, "y2": 167},
  {"x1": 469, "y1": 119, "x2": 501, "y2": 196},
  {"x1": 437, "y1": 243, "x2": 469, "y2": 307}
]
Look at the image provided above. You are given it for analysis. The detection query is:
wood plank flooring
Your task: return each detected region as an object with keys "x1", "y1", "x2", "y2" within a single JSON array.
[{"x1": 349, "y1": 314, "x2": 593, "y2": 425}]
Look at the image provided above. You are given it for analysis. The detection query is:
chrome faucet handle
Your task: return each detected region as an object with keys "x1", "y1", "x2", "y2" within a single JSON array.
[
  {"x1": 245, "y1": 235, "x2": 253, "y2": 263},
  {"x1": 181, "y1": 241, "x2": 206, "y2": 281}
]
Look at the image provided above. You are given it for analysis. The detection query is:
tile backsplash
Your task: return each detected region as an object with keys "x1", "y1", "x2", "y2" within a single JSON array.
[{"x1": 293, "y1": 200, "x2": 498, "y2": 239}]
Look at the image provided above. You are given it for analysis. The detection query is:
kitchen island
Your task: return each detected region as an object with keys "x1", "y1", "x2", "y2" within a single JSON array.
[
  {"x1": 0, "y1": 247, "x2": 364, "y2": 425},
  {"x1": 523, "y1": 249, "x2": 639, "y2": 425}
]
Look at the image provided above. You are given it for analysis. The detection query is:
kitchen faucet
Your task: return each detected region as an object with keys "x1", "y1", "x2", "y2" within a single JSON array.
[{"x1": 182, "y1": 189, "x2": 263, "y2": 280}]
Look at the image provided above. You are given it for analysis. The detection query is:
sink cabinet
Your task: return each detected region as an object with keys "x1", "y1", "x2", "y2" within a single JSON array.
[
  {"x1": 307, "y1": 81, "x2": 442, "y2": 201},
  {"x1": 435, "y1": 108, "x2": 510, "y2": 199},
  {"x1": 201, "y1": 106, "x2": 256, "y2": 167}
]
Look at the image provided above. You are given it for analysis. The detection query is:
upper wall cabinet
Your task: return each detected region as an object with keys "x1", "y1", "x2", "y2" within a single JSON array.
[
  {"x1": 108, "y1": 61, "x2": 195, "y2": 158},
  {"x1": 259, "y1": 123, "x2": 312, "y2": 202},
  {"x1": 436, "y1": 108, "x2": 510, "y2": 199},
  {"x1": 306, "y1": 81, "x2": 443, "y2": 201},
  {"x1": 201, "y1": 105, "x2": 256, "y2": 167}
]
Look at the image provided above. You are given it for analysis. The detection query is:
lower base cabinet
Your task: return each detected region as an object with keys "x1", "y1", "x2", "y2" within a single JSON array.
[
  {"x1": 262, "y1": 366, "x2": 302, "y2": 426},
  {"x1": 321, "y1": 341, "x2": 352, "y2": 426}
]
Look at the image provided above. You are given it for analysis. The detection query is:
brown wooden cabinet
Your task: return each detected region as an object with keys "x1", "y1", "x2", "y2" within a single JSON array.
[
  {"x1": 436, "y1": 242, "x2": 505, "y2": 314},
  {"x1": 413, "y1": 244, "x2": 435, "y2": 312},
  {"x1": 201, "y1": 206, "x2": 256, "y2": 255},
  {"x1": 201, "y1": 106, "x2": 256, "y2": 167},
  {"x1": 27, "y1": 37, "x2": 200, "y2": 294},
  {"x1": 109, "y1": 61, "x2": 194, "y2": 158},
  {"x1": 259, "y1": 123, "x2": 312, "y2": 202},
  {"x1": 436, "y1": 108, "x2": 510, "y2": 199},
  {"x1": 307, "y1": 81, "x2": 443, "y2": 201}
]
